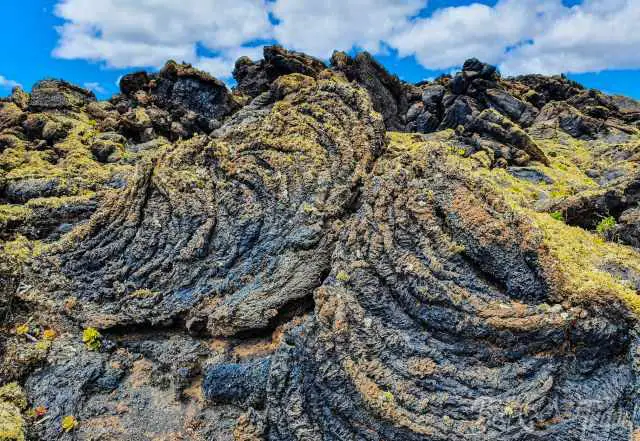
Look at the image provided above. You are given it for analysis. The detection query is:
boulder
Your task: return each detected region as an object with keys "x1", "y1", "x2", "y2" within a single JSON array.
[
  {"x1": 531, "y1": 101, "x2": 604, "y2": 139},
  {"x1": 234, "y1": 45, "x2": 327, "y2": 98},
  {"x1": 29, "y1": 79, "x2": 96, "y2": 110},
  {"x1": 119, "y1": 71, "x2": 150, "y2": 96},
  {"x1": 465, "y1": 108, "x2": 550, "y2": 166}
]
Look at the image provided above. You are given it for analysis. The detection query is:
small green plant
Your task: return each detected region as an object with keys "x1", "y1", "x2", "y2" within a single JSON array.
[
  {"x1": 301, "y1": 203, "x2": 314, "y2": 214},
  {"x1": 336, "y1": 271, "x2": 350, "y2": 282},
  {"x1": 15, "y1": 323, "x2": 29, "y2": 336},
  {"x1": 61, "y1": 415, "x2": 78, "y2": 432},
  {"x1": 82, "y1": 327, "x2": 102, "y2": 351},
  {"x1": 35, "y1": 340, "x2": 51, "y2": 352},
  {"x1": 549, "y1": 211, "x2": 564, "y2": 222},
  {"x1": 448, "y1": 243, "x2": 466, "y2": 254},
  {"x1": 596, "y1": 216, "x2": 616, "y2": 235},
  {"x1": 131, "y1": 288, "x2": 155, "y2": 298},
  {"x1": 381, "y1": 391, "x2": 394, "y2": 402},
  {"x1": 503, "y1": 403, "x2": 516, "y2": 417}
]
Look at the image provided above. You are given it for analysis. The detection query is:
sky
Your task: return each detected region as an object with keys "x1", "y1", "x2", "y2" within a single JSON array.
[{"x1": 1, "y1": 0, "x2": 639, "y2": 100}]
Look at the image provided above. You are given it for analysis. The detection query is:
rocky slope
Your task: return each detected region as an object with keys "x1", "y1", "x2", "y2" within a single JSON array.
[{"x1": 1, "y1": 46, "x2": 640, "y2": 441}]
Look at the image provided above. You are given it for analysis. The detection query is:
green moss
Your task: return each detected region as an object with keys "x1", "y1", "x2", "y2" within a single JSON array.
[
  {"x1": 596, "y1": 216, "x2": 616, "y2": 235},
  {"x1": 549, "y1": 211, "x2": 564, "y2": 222},
  {"x1": 0, "y1": 205, "x2": 32, "y2": 225},
  {"x1": 2, "y1": 235, "x2": 43, "y2": 263},
  {"x1": 24, "y1": 193, "x2": 96, "y2": 210},
  {"x1": 0, "y1": 384, "x2": 27, "y2": 411},
  {"x1": 0, "y1": 402, "x2": 25, "y2": 441},
  {"x1": 533, "y1": 211, "x2": 640, "y2": 315},
  {"x1": 336, "y1": 271, "x2": 350, "y2": 282},
  {"x1": 82, "y1": 327, "x2": 102, "y2": 351}
]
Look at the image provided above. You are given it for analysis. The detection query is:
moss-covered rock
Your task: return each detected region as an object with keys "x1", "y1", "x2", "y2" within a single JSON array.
[
  {"x1": 0, "y1": 401, "x2": 24, "y2": 441},
  {"x1": 2, "y1": 47, "x2": 640, "y2": 441},
  {"x1": 0, "y1": 383, "x2": 26, "y2": 441}
]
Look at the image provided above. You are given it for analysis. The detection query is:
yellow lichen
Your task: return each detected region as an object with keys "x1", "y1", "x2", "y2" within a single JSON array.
[
  {"x1": 82, "y1": 327, "x2": 102, "y2": 351},
  {"x1": 130, "y1": 288, "x2": 156, "y2": 298},
  {"x1": 61, "y1": 415, "x2": 78, "y2": 432},
  {"x1": 14, "y1": 324, "x2": 29, "y2": 336},
  {"x1": 0, "y1": 383, "x2": 27, "y2": 410},
  {"x1": 0, "y1": 383, "x2": 27, "y2": 441},
  {"x1": 42, "y1": 329, "x2": 56, "y2": 341},
  {"x1": 532, "y1": 211, "x2": 640, "y2": 314},
  {"x1": 0, "y1": 402, "x2": 24, "y2": 441}
]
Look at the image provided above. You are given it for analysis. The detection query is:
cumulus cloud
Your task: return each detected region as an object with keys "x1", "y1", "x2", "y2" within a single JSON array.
[
  {"x1": 501, "y1": 0, "x2": 640, "y2": 75},
  {"x1": 51, "y1": 0, "x2": 640, "y2": 79},
  {"x1": 389, "y1": 0, "x2": 561, "y2": 70},
  {"x1": 53, "y1": 0, "x2": 273, "y2": 75},
  {"x1": 391, "y1": 0, "x2": 640, "y2": 76},
  {"x1": 0, "y1": 75, "x2": 21, "y2": 90},
  {"x1": 270, "y1": 0, "x2": 423, "y2": 58}
]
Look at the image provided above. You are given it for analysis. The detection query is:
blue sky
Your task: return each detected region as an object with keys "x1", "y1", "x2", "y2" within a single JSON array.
[{"x1": 1, "y1": 0, "x2": 639, "y2": 100}]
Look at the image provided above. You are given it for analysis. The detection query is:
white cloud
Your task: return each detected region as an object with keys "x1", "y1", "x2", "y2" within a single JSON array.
[
  {"x1": 53, "y1": 0, "x2": 273, "y2": 77},
  {"x1": 270, "y1": 0, "x2": 424, "y2": 58},
  {"x1": 391, "y1": 0, "x2": 640, "y2": 76},
  {"x1": 195, "y1": 46, "x2": 264, "y2": 79},
  {"x1": 84, "y1": 82, "x2": 106, "y2": 94},
  {"x1": 0, "y1": 75, "x2": 21, "y2": 90},
  {"x1": 389, "y1": 0, "x2": 559, "y2": 70},
  {"x1": 501, "y1": 0, "x2": 640, "y2": 75},
  {"x1": 51, "y1": 0, "x2": 640, "y2": 80}
]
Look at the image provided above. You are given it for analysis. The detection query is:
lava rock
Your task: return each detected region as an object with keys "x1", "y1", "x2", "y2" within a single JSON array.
[
  {"x1": 203, "y1": 358, "x2": 270, "y2": 407},
  {"x1": 331, "y1": 51, "x2": 410, "y2": 130},
  {"x1": 119, "y1": 71, "x2": 151, "y2": 96},
  {"x1": 29, "y1": 79, "x2": 96, "y2": 110}
]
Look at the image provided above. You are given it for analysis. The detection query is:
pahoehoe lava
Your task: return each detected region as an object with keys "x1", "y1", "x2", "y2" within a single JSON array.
[{"x1": 1, "y1": 45, "x2": 640, "y2": 440}]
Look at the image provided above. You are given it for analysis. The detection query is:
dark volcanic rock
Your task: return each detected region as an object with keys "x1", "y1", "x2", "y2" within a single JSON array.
[
  {"x1": 331, "y1": 51, "x2": 413, "y2": 130},
  {"x1": 513, "y1": 74, "x2": 585, "y2": 107},
  {"x1": 118, "y1": 61, "x2": 240, "y2": 138},
  {"x1": 531, "y1": 101, "x2": 605, "y2": 139},
  {"x1": 29, "y1": 79, "x2": 96, "y2": 110},
  {"x1": 203, "y1": 358, "x2": 270, "y2": 407},
  {"x1": 153, "y1": 61, "x2": 240, "y2": 120},
  {"x1": 119, "y1": 71, "x2": 150, "y2": 96},
  {"x1": 465, "y1": 108, "x2": 550, "y2": 166},
  {"x1": 49, "y1": 73, "x2": 385, "y2": 336},
  {"x1": 233, "y1": 45, "x2": 327, "y2": 98},
  {"x1": 264, "y1": 133, "x2": 638, "y2": 441},
  {"x1": 2, "y1": 47, "x2": 640, "y2": 441}
]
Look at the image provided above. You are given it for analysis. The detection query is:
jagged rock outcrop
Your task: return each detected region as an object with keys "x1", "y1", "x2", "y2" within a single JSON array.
[
  {"x1": 1, "y1": 46, "x2": 640, "y2": 441},
  {"x1": 39, "y1": 73, "x2": 384, "y2": 336},
  {"x1": 28, "y1": 79, "x2": 96, "y2": 111},
  {"x1": 233, "y1": 46, "x2": 327, "y2": 98},
  {"x1": 118, "y1": 60, "x2": 241, "y2": 141},
  {"x1": 331, "y1": 51, "x2": 417, "y2": 130}
]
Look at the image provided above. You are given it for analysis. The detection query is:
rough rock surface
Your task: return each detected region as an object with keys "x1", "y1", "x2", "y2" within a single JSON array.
[
  {"x1": 331, "y1": 51, "x2": 417, "y2": 130},
  {"x1": 1, "y1": 46, "x2": 640, "y2": 441}
]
